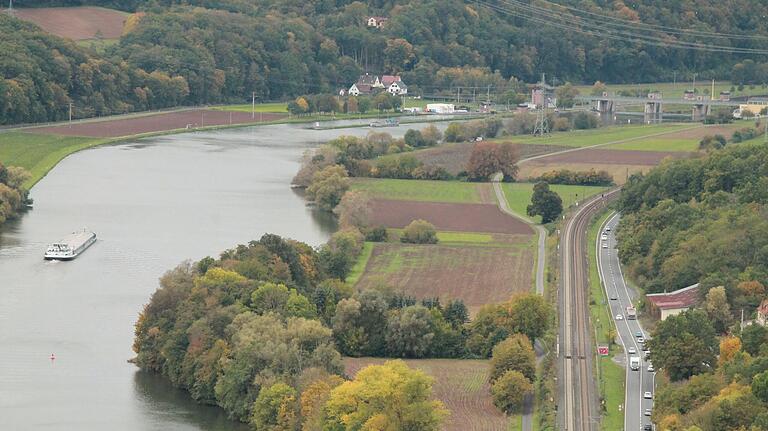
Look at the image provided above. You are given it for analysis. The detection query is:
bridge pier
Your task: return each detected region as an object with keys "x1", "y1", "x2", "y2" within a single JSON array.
[
  {"x1": 692, "y1": 104, "x2": 710, "y2": 121},
  {"x1": 595, "y1": 99, "x2": 614, "y2": 114},
  {"x1": 644, "y1": 101, "x2": 662, "y2": 124}
]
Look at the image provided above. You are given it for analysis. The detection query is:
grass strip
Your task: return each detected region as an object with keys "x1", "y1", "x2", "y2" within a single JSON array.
[
  {"x1": 351, "y1": 178, "x2": 483, "y2": 203},
  {"x1": 587, "y1": 210, "x2": 625, "y2": 431},
  {"x1": 346, "y1": 241, "x2": 374, "y2": 288}
]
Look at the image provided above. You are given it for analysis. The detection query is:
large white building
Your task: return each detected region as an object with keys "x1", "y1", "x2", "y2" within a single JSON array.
[{"x1": 425, "y1": 103, "x2": 455, "y2": 114}]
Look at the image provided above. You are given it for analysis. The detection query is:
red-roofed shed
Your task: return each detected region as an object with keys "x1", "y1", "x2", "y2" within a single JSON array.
[{"x1": 646, "y1": 283, "x2": 700, "y2": 321}]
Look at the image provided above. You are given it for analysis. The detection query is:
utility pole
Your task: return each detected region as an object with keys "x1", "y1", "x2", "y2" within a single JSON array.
[
  {"x1": 692, "y1": 73, "x2": 698, "y2": 94},
  {"x1": 673, "y1": 71, "x2": 677, "y2": 89},
  {"x1": 68, "y1": 103, "x2": 73, "y2": 128},
  {"x1": 251, "y1": 92, "x2": 256, "y2": 119}
]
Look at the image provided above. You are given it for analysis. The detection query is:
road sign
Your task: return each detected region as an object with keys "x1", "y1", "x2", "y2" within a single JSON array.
[{"x1": 598, "y1": 345, "x2": 609, "y2": 356}]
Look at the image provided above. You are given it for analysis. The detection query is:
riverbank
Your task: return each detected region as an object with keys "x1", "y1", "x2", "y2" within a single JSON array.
[{"x1": 0, "y1": 108, "x2": 485, "y2": 190}]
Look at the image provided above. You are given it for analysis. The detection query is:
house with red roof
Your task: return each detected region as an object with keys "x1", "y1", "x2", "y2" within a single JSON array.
[
  {"x1": 757, "y1": 299, "x2": 768, "y2": 326},
  {"x1": 646, "y1": 283, "x2": 701, "y2": 321}
]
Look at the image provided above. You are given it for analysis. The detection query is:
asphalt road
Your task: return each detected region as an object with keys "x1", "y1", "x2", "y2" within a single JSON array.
[{"x1": 597, "y1": 213, "x2": 656, "y2": 431}]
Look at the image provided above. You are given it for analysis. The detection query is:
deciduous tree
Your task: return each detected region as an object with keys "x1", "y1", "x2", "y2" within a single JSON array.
[
  {"x1": 325, "y1": 360, "x2": 448, "y2": 430},
  {"x1": 490, "y1": 370, "x2": 532, "y2": 414}
]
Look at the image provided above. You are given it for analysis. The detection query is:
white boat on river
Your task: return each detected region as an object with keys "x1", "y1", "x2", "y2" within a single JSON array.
[{"x1": 44, "y1": 230, "x2": 97, "y2": 260}]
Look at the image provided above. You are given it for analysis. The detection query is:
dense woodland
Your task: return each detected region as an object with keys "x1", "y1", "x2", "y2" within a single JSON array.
[
  {"x1": 5, "y1": 0, "x2": 768, "y2": 124},
  {"x1": 616, "y1": 142, "x2": 768, "y2": 429}
]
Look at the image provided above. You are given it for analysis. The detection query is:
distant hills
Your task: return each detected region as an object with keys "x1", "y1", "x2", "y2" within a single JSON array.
[{"x1": 3, "y1": 0, "x2": 768, "y2": 125}]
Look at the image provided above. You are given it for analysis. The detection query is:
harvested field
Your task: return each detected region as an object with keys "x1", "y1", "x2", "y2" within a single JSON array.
[
  {"x1": 344, "y1": 357, "x2": 510, "y2": 431},
  {"x1": 654, "y1": 124, "x2": 743, "y2": 140},
  {"x1": 369, "y1": 199, "x2": 533, "y2": 234},
  {"x1": 404, "y1": 142, "x2": 567, "y2": 175},
  {"x1": 27, "y1": 110, "x2": 287, "y2": 138},
  {"x1": 524, "y1": 148, "x2": 685, "y2": 166},
  {"x1": 519, "y1": 163, "x2": 652, "y2": 185},
  {"x1": 14, "y1": 7, "x2": 128, "y2": 40},
  {"x1": 356, "y1": 240, "x2": 534, "y2": 312}
]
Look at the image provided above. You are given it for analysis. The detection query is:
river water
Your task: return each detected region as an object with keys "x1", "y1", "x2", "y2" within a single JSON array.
[{"x1": 0, "y1": 120, "x2": 446, "y2": 430}]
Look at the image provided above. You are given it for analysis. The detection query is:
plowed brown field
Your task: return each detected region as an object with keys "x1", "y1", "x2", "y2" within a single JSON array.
[
  {"x1": 525, "y1": 148, "x2": 684, "y2": 165},
  {"x1": 356, "y1": 240, "x2": 534, "y2": 313},
  {"x1": 14, "y1": 7, "x2": 128, "y2": 40},
  {"x1": 369, "y1": 199, "x2": 532, "y2": 234},
  {"x1": 344, "y1": 357, "x2": 510, "y2": 431},
  {"x1": 27, "y1": 110, "x2": 286, "y2": 138}
]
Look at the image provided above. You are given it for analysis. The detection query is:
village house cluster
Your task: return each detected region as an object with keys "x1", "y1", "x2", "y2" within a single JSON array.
[{"x1": 347, "y1": 73, "x2": 408, "y2": 97}]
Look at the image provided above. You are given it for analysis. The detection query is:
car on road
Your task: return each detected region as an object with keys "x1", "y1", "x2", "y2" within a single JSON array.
[
  {"x1": 602, "y1": 243, "x2": 608, "y2": 249},
  {"x1": 610, "y1": 292, "x2": 618, "y2": 300},
  {"x1": 648, "y1": 363, "x2": 654, "y2": 372},
  {"x1": 635, "y1": 331, "x2": 643, "y2": 338},
  {"x1": 601, "y1": 234, "x2": 608, "y2": 240},
  {"x1": 638, "y1": 337, "x2": 645, "y2": 343},
  {"x1": 628, "y1": 346, "x2": 637, "y2": 354},
  {"x1": 616, "y1": 314, "x2": 623, "y2": 320},
  {"x1": 644, "y1": 408, "x2": 652, "y2": 416},
  {"x1": 644, "y1": 351, "x2": 651, "y2": 360},
  {"x1": 644, "y1": 391, "x2": 653, "y2": 399},
  {"x1": 605, "y1": 227, "x2": 611, "y2": 232},
  {"x1": 644, "y1": 425, "x2": 652, "y2": 431}
]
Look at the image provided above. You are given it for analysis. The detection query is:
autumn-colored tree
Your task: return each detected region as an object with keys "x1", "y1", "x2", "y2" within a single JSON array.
[
  {"x1": 490, "y1": 370, "x2": 532, "y2": 414},
  {"x1": 466, "y1": 142, "x2": 520, "y2": 181},
  {"x1": 505, "y1": 293, "x2": 552, "y2": 342},
  {"x1": 305, "y1": 165, "x2": 350, "y2": 211},
  {"x1": 705, "y1": 286, "x2": 732, "y2": 333},
  {"x1": 346, "y1": 96, "x2": 359, "y2": 113},
  {"x1": 489, "y1": 334, "x2": 536, "y2": 381},
  {"x1": 251, "y1": 382, "x2": 297, "y2": 431},
  {"x1": 718, "y1": 336, "x2": 742, "y2": 367},
  {"x1": 333, "y1": 190, "x2": 371, "y2": 230},
  {"x1": 324, "y1": 360, "x2": 448, "y2": 430},
  {"x1": 400, "y1": 219, "x2": 438, "y2": 244},
  {"x1": 299, "y1": 375, "x2": 344, "y2": 431}
]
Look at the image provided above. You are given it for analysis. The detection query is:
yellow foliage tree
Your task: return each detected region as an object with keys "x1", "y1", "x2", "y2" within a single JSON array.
[
  {"x1": 122, "y1": 12, "x2": 145, "y2": 35},
  {"x1": 325, "y1": 360, "x2": 448, "y2": 430},
  {"x1": 658, "y1": 413, "x2": 681, "y2": 431},
  {"x1": 718, "y1": 336, "x2": 742, "y2": 366}
]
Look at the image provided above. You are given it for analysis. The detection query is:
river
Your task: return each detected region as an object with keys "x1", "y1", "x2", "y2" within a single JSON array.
[{"x1": 0, "y1": 120, "x2": 447, "y2": 430}]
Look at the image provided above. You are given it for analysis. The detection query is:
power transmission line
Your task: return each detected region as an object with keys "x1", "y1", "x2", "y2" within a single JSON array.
[
  {"x1": 475, "y1": 0, "x2": 768, "y2": 55},
  {"x1": 532, "y1": 0, "x2": 768, "y2": 41},
  {"x1": 489, "y1": 0, "x2": 768, "y2": 53}
]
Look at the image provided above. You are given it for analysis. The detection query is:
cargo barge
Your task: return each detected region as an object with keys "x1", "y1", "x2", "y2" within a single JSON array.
[{"x1": 44, "y1": 230, "x2": 97, "y2": 260}]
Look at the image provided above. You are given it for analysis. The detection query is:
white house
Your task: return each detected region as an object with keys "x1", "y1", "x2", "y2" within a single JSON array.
[
  {"x1": 367, "y1": 16, "x2": 388, "y2": 28},
  {"x1": 381, "y1": 75, "x2": 407, "y2": 95}
]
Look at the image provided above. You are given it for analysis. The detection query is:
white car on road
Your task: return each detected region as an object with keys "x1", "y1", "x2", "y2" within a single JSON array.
[
  {"x1": 644, "y1": 391, "x2": 653, "y2": 399},
  {"x1": 648, "y1": 364, "x2": 655, "y2": 372},
  {"x1": 616, "y1": 314, "x2": 623, "y2": 320},
  {"x1": 628, "y1": 346, "x2": 637, "y2": 354}
]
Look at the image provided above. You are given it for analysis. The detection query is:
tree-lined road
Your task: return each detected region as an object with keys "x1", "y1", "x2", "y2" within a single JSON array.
[{"x1": 597, "y1": 213, "x2": 656, "y2": 431}]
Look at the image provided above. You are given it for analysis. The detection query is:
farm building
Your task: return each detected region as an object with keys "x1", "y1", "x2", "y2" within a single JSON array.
[{"x1": 646, "y1": 283, "x2": 700, "y2": 321}]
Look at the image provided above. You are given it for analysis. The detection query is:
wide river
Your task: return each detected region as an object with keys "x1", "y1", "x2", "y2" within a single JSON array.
[{"x1": 0, "y1": 120, "x2": 447, "y2": 430}]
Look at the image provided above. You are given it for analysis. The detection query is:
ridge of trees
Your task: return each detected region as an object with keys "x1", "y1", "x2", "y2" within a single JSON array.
[{"x1": 7, "y1": 1, "x2": 768, "y2": 124}]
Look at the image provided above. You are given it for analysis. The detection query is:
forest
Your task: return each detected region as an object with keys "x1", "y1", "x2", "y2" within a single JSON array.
[{"x1": 5, "y1": 0, "x2": 768, "y2": 124}]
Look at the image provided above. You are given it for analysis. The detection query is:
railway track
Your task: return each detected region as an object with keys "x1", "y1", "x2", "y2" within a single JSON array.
[{"x1": 560, "y1": 190, "x2": 619, "y2": 431}]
